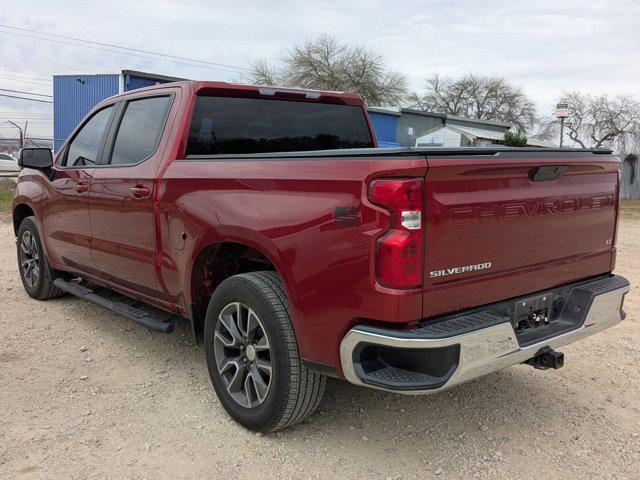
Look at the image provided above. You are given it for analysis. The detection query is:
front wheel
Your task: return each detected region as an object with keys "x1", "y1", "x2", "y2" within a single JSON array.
[{"x1": 204, "y1": 271, "x2": 326, "y2": 432}]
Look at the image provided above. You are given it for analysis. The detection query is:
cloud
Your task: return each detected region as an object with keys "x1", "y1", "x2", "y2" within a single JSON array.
[{"x1": 1, "y1": 0, "x2": 639, "y2": 137}]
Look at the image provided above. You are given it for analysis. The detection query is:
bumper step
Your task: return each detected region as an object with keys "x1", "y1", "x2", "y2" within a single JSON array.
[
  {"x1": 411, "y1": 311, "x2": 509, "y2": 338},
  {"x1": 410, "y1": 274, "x2": 630, "y2": 344},
  {"x1": 340, "y1": 274, "x2": 629, "y2": 394},
  {"x1": 365, "y1": 365, "x2": 445, "y2": 387},
  {"x1": 53, "y1": 278, "x2": 176, "y2": 333}
]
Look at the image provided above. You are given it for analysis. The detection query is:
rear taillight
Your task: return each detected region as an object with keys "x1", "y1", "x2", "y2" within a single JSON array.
[{"x1": 368, "y1": 178, "x2": 423, "y2": 289}]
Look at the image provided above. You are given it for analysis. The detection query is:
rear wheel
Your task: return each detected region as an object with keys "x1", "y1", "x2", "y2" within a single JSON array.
[
  {"x1": 16, "y1": 216, "x2": 65, "y2": 300},
  {"x1": 213, "y1": 301, "x2": 273, "y2": 408},
  {"x1": 204, "y1": 271, "x2": 326, "y2": 432}
]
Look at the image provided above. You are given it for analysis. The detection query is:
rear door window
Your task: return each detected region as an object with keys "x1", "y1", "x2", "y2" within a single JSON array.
[
  {"x1": 109, "y1": 96, "x2": 172, "y2": 166},
  {"x1": 65, "y1": 105, "x2": 114, "y2": 167},
  {"x1": 186, "y1": 96, "x2": 374, "y2": 155}
]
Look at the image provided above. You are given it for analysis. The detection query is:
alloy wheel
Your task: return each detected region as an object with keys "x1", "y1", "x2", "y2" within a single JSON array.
[
  {"x1": 19, "y1": 231, "x2": 40, "y2": 288},
  {"x1": 213, "y1": 302, "x2": 273, "y2": 408}
]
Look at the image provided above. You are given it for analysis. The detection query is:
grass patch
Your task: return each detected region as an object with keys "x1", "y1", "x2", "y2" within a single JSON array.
[
  {"x1": 0, "y1": 178, "x2": 16, "y2": 214},
  {"x1": 0, "y1": 188, "x2": 12, "y2": 212}
]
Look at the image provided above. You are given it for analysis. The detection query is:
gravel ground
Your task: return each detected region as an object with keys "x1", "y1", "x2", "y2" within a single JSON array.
[{"x1": 0, "y1": 215, "x2": 639, "y2": 479}]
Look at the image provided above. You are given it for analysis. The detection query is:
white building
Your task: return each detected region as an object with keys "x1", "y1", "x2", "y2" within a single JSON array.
[{"x1": 415, "y1": 124, "x2": 548, "y2": 148}]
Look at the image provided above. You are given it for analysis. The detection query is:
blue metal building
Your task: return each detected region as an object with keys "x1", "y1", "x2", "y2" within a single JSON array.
[
  {"x1": 366, "y1": 107, "x2": 402, "y2": 148},
  {"x1": 53, "y1": 70, "x2": 183, "y2": 152}
]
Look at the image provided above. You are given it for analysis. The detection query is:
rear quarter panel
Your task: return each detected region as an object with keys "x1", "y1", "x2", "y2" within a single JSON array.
[{"x1": 158, "y1": 156, "x2": 427, "y2": 367}]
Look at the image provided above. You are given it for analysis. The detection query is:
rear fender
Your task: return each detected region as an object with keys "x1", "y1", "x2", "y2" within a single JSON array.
[{"x1": 185, "y1": 225, "x2": 309, "y2": 353}]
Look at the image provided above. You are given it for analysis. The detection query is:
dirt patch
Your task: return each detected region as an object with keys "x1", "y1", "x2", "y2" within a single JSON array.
[
  {"x1": 16, "y1": 466, "x2": 40, "y2": 474},
  {"x1": 0, "y1": 352, "x2": 20, "y2": 363},
  {"x1": 0, "y1": 220, "x2": 638, "y2": 479},
  {"x1": 620, "y1": 199, "x2": 640, "y2": 221}
]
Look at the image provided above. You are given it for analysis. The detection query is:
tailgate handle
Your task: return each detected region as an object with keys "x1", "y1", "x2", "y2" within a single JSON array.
[{"x1": 529, "y1": 165, "x2": 568, "y2": 182}]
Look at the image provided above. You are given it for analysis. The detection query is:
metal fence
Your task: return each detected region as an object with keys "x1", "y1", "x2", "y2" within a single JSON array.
[{"x1": 621, "y1": 153, "x2": 640, "y2": 199}]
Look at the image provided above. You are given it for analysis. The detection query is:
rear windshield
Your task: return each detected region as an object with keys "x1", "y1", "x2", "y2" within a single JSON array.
[{"x1": 186, "y1": 96, "x2": 374, "y2": 156}]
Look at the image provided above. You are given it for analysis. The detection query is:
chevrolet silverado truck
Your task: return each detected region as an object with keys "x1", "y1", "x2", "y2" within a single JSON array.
[{"x1": 13, "y1": 81, "x2": 629, "y2": 432}]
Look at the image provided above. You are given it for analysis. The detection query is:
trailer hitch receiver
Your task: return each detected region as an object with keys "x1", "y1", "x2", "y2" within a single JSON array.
[{"x1": 525, "y1": 346, "x2": 564, "y2": 370}]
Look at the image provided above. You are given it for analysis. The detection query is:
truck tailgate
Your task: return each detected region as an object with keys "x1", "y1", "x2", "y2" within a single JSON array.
[{"x1": 423, "y1": 152, "x2": 620, "y2": 318}]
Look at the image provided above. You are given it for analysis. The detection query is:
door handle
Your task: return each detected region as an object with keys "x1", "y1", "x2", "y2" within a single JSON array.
[
  {"x1": 130, "y1": 186, "x2": 151, "y2": 198},
  {"x1": 75, "y1": 183, "x2": 89, "y2": 193}
]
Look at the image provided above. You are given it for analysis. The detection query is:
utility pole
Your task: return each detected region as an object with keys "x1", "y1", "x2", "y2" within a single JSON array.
[
  {"x1": 6, "y1": 120, "x2": 25, "y2": 148},
  {"x1": 555, "y1": 103, "x2": 569, "y2": 147}
]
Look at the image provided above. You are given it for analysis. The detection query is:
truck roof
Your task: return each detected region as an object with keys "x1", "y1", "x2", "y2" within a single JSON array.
[{"x1": 107, "y1": 80, "x2": 365, "y2": 106}]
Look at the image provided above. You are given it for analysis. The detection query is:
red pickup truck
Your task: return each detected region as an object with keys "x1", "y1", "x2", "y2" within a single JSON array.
[{"x1": 13, "y1": 81, "x2": 629, "y2": 432}]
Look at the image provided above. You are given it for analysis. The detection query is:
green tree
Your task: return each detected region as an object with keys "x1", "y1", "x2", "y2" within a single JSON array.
[{"x1": 500, "y1": 131, "x2": 528, "y2": 147}]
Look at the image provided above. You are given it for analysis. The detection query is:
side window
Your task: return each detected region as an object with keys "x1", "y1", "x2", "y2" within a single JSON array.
[
  {"x1": 65, "y1": 105, "x2": 114, "y2": 167},
  {"x1": 109, "y1": 96, "x2": 171, "y2": 166}
]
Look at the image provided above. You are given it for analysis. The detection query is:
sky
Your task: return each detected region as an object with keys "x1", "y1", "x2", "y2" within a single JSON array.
[{"x1": 1, "y1": 0, "x2": 639, "y2": 138}]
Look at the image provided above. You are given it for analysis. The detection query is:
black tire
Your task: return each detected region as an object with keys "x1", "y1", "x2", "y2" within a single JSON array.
[
  {"x1": 204, "y1": 271, "x2": 326, "y2": 432},
  {"x1": 16, "y1": 216, "x2": 65, "y2": 300}
]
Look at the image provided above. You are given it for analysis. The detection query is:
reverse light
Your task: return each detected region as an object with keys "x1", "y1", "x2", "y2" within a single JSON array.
[
  {"x1": 368, "y1": 178, "x2": 424, "y2": 289},
  {"x1": 401, "y1": 210, "x2": 421, "y2": 230}
]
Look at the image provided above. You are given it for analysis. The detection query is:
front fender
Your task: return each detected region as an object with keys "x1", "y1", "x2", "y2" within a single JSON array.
[{"x1": 12, "y1": 172, "x2": 45, "y2": 230}]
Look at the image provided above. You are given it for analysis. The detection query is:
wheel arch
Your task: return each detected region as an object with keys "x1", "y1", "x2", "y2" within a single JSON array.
[
  {"x1": 187, "y1": 234, "x2": 297, "y2": 345},
  {"x1": 12, "y1": 202, "x2": 35, "y2": 236}
]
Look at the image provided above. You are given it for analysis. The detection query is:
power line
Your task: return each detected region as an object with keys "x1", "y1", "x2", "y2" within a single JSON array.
[
  {"x1": 0, "y1": 88, "x2": 52, "y2": 98},
  {"x1": 0, "y1": 114, "x2": 52, "y2": 118},
  {"x1": 0, "y1": 24, "x2": 250, "y2": 71},
  {"x1": 0, "y1": 66, "x2": 51, "y2": 81},
  {"x1": 0, "y1": 116, "x2": 52, "y2": 120},
  {"x1": 0, "y1": 117, "x2": 52, "y2": 120},
  {"x1": 0, "y1": 115, "x2": 53, "y2": 123},
  {"x1": 0, "y1": 28, "x2": 248, "y2": 74},
  {"x1": 0, "y1": 111, "x2": 52, "y2": 115},
  {"x1": 0, "y1": 74, "x2": 51, "y2": 86},
  {"x1": 0, "y1": 93, "x2": 52, "y2": 104},
  {"x1": 0, "y1": 120, "x2": 51, "y2": 124},
  {"x1": 0, "y1": 114, "x2": 51, "y2": 117}
]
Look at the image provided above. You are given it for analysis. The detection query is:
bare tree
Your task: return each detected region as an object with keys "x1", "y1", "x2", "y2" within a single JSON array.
[
  {"x1": 248, "y1": 34, "x2": 408, "y2": 106},
  {"x1": 249, "y1": 58, "x2": 281, "y2": 86},
  {"x1": 541, "y1": 91, "x2": 640, "y2": 151},
  {"x1": 408, "y1": 73, "x2": 537, "y2": 133}
]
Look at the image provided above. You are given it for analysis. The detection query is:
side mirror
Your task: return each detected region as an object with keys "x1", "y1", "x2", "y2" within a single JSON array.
[{"x1": 18, "y1": 148, "x2": 53, "y2": 169}]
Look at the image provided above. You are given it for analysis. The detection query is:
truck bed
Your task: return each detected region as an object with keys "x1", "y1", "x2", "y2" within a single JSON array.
[
  {"x1": 183, "y1": 147, "x2": 618, "y2": 314},
  {"x1": 185, "y1": 146, "x2": 613, "y2": 159}
]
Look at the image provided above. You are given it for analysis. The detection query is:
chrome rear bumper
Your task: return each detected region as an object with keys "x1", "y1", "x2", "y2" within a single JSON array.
[{"x1": 340, "y1": 275, "x2": 629, "y2": 394}]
